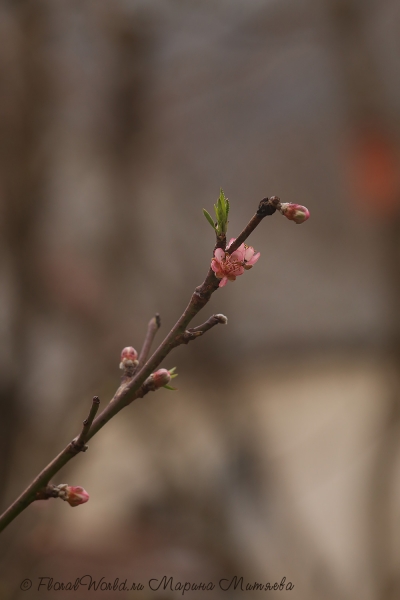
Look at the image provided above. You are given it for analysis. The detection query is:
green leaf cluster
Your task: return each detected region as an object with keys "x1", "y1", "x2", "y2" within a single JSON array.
[
  {"x1": 164, "y1": 367, "x2": 178, "y2": 391},
  {"x1": 203, "y1": 188, "x2": 230, "y2": 236}
]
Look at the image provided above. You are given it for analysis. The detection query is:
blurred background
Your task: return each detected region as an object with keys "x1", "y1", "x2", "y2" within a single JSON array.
[{"x1": 1, "y1": 0, "x2": 400, "y2": 598}]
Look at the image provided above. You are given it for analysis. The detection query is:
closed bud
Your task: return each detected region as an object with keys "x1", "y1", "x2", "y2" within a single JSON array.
[
  {"x1": 120, "y1": 346, "x2": 138, "y2": 370},
  {"x1": 280, "y1": 203, "x2": 310, "y2": 224},
  {"x1": 57, "y1": 484, "x2": 89, "y2": 507},
  {"x1": 152, "y1": 368, "x2": 171, "y2": 388}
]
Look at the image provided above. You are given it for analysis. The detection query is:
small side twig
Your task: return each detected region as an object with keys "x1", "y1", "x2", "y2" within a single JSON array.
[
  {"x1": 71, "y1": 396, "x2": 100, "y2": 452},
  {"x1": 138, "y1": 314, "x2": 161, "y2": 369},
  {"x1": 179, "y1": 313, "x2": 228, "y2": 344}
]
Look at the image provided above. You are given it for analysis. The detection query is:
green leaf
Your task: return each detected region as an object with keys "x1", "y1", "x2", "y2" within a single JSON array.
[
  {"x1": 205, "y1": 188, "x2": 230, "y2": 237},
  {"x1": 168, "y1": 366, "x2": 177, "y2": 374},
  {"x1": 219, "y1": 189, "x2": 225, "y2": 211},
  {"x1": 203, "y1": 209, "x2": 216, "y2": 230},
  {"x1": 170, "y1": 373, "x2": 178, "y2": 379},
  {"x1": 217, "y1": 194, "x2": 224, "y2": 220},
  {"x1": 163, "y1": 385, "x2": 178, "y2": 391},
  {"x1": 214, "y1": 213, "x2": 222, "y2": 236},
  {"x1": 216, "y1": 189, "x2": 229, "y2": 234}
]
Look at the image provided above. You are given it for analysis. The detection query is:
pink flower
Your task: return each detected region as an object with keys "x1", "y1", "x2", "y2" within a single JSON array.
[
  {"x1": 64, "y1": 486, "x2": 89, "y2": 507},
  {"x1": 211, "y1": 238, "x2": 260, "y2": 287},
  {"x1": 280, "y1": 203, "x2": 310, "y2": 224}
]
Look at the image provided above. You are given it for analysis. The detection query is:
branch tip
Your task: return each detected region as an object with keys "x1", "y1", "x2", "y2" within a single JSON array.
[
  {"x1": 256, "y1": 196, "x2": 280, "y2": 217},
  {"x1": 180, "y1": 313, "x2": 229, "y2": 343},
  {"x1": 215, "y1": 313, "x2": 228, "y2": 325},
  {"x1": 73, "y1": 396, "x2": 100, "y2": 452},
  {"x1": 138, "y1": 314, "x2": 162, "y2": 369}
]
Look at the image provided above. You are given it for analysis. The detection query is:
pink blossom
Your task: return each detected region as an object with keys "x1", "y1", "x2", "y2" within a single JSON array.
[
  {"x1": 64, "y1": 486, "x2": 89, "y2": 507},
  {"x1": 211, "y1": 238, "x2": 260, "y2": 287},
  {"x1": 280, "y1": 203, "x2": 310, "y2": 224}
]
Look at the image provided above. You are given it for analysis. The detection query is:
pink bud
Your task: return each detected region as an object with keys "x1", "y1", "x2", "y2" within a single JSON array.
[
  {"x1": 120, "y1": 346, "x2": 138, "y2": 362},
  {"x1": 64, "y1": 486, "x2": 89, "y2": 507},
  {"x1": 152, "y1": 368, "x2": 171, "y2": 388},
  {"x1": 280, "y1": 203, "x2": 310, "y2": 224},
  {"x1": 120, "y1": 346, "x2": 139, "y2": 370}
]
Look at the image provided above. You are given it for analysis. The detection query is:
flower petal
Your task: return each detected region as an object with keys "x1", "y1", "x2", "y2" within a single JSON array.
[
  {"x1": 231, "y1": 247, "x2": 245, "y2": 262},
  {"x1": 244, "y1": 246, "x2": 255, "y2": 261},
  {"x1": 231, "y1": 265, "x2": 245, "y2": 276},
  {"x1": 247, "y1": 251, "x2": 260, "y2": 266},
  {"x1": 219, "y1": 276, "x2": 228, "y2": 287},
  {"x1": 211, "y1": 259, "x2": 221, "y2": 274}
]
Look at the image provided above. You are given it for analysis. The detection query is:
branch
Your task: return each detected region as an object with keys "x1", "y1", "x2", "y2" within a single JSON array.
[
  {"x1": 82, "y1": 195, "x2": 279, "y2": 439},
  {"x1": 227, "y1": 196, "x2": 280, "y2": 253},
  {"x1": 0, "y1": 397, "x2": 100, "y2": 531},
  {"x1": 71, "y1": 396, "x2": 100, "y2": 452},
  {"x1": 0, "y1": 195, "x2": 288, "y2": 533},
  {"x1": 137, "y1": 313, "x2": 161, "y2": 369}
]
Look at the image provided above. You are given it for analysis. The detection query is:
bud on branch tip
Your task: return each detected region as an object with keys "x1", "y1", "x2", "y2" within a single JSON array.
[{"x1": 279, "y1": 203, "x2": 310, "y2": 224}]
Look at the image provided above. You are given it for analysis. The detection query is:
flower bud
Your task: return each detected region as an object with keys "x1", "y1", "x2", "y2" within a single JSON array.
[
  {"x1": 121, "y1": 346, "x2": 138, "y2": 362},
  {"x1": 280, "y1": 203, "x2": 310, "y2": 224},
  {"x1": 56, "y1": 484, "x2": 89, "y2": 507},
  {"x1": 64, "y1": 486, "x2": 89, "y2": 507},
  {"x1": 152, "y1": 368, "x2": 171, "y2": 388},
  {"x1": 119, "y1": 346, "x2": 138, "y2": 370}
]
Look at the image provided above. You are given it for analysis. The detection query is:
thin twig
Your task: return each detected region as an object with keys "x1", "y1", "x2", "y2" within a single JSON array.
[
  {"x1": 72, "y1": 396, "x2": 100, "y2": 451},
  {"x1": 137, "y1": 314, "x2": 161, "y2": 369},
  {"x1": 227, "y1": 196, "x2": 280, "y2": 254},
  {"x1": 179, "y1": 313, "x2": 228, "y2": 344},
  {"x1": 189, "y1": 313, "x2": 228, "y2": 333}
]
